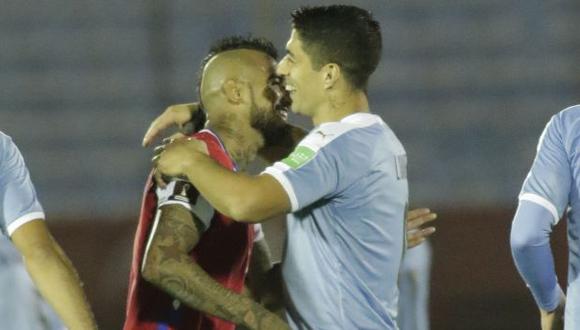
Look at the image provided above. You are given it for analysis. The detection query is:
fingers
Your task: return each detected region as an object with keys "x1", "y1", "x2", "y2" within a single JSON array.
[
  {"x1": 169, "y1": 132, "x2": 186, "y2": 140},
  {"x1": 143, "y1": 116, "x2": 170, "y2": 147},
  {"x1": 406, "y1": 226, "x2": 436, "y2": 249},
  {"x1": 142, "y1": 104, "x2": 196, "y2": 147},
  {"x1": 406, "y1": 208, "x2": 437, "y2": 249},
  {"x1": 407, "y1": 208, "x2": 437, "y2": 231},
  {"x1": 407, "y1": 208, "x2": 430, "y2": 218},
  {"x1": 153, "y1": 144, "x2": 165, "y2": 158}
]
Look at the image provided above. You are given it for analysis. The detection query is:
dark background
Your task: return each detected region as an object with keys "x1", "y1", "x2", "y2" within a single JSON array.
[{"x1": 1, "y1": 1, "x2": 578, "y2": 329}]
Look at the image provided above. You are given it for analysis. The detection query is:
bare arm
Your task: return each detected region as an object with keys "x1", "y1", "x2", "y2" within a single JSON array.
[
  {"x1": 141, "y1": 102, "x2": 306, "y2": 165},
  {"x1": 142, "y1": 103, "x2": 206, "y2": 147},
  {"x1": 154, "y1": 139, "x2": 291, "y2": 222},
  {"x1": 141, "y1": 205, "x2": 288, "y2": 330},
  {"x1": 11, "y1": 220, "x2": 97, "y2": 330}
]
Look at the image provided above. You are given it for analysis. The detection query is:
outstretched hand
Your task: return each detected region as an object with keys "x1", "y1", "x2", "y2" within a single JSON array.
[{"x1": 406, "y1": 208, "x2": 437, "y2": 249}]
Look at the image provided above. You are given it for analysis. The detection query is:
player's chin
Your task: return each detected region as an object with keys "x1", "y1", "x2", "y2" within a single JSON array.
[{"x1": 276, "y1": 108, "x2": 288, "y2": 121}]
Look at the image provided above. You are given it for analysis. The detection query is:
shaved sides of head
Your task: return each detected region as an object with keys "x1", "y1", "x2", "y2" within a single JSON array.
[
  {"x1": 196, "y1": 36, "x2": 278, "y2": 102},
  {"x1": 200, "y1": 49, "x2": 272, "y2": 105}
]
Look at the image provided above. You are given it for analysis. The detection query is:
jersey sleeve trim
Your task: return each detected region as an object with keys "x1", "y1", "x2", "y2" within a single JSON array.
[
  {"x1": 7, "y1": 211, "x2": 45, "y2": 236},
  {"x1": 262, "y1": 166, "x2": 299, "y2": 212},
  {"x1": 519, "y1": 193, "x2": 560, "y2": 224}
]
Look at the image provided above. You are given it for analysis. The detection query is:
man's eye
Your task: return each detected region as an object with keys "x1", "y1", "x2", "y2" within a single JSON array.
[{"x1": 268, "y1": 76, "x2": 283, "y2": 90}]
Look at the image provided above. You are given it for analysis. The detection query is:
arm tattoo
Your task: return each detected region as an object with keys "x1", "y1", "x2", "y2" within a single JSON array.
[{"x1": 142, "y1": 205, "x2": 287, "y2": 330}]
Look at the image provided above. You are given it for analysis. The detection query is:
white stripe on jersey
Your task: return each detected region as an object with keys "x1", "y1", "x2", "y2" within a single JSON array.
[
  {"x1": 519, "y1": 193, "x2": 560, "y2": 224},
  {"x1": 7, "y1": 212, "x2": 45, "y2": 236}
]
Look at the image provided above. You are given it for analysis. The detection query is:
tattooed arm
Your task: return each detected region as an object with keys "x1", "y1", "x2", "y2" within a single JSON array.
[{"x1": 141, "y1": 204, "x2": 288, "y2": 330}]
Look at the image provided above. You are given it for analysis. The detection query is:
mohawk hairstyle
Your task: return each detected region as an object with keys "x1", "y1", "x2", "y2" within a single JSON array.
[
  {"x1": 196, "y1": 35, "x2": 278, "y2": 97},
  {"x1": 291, "y1": 5, "x2": 382, "y2": 91}
]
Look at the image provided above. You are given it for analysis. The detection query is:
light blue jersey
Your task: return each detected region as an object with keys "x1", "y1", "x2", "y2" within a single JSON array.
[
  {"x1": 0, "y1": 131, "x2": 62, "y2": 329},
  {"x1": 264, "y1": 113, "x2": 408, "y2": 330},
  {"x1": 516, "y1": 105, "x2": 580, "y2": 329},
  {"x1": 398, "y1": 241, "x2": 432, "y2": 330},
  {"x1": 0, "y1": 131, "x2": 45, "y2": 236}
]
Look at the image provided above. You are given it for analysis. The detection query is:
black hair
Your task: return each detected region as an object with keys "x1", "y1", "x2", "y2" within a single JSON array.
[{"x1": 291, "y1": 5, "x2": 382, "y2": 90}]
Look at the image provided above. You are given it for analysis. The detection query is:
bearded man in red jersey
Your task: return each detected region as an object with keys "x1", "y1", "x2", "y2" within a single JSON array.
[{"x1": 124, "y1": 36, "x2": 293, "y2": 330}]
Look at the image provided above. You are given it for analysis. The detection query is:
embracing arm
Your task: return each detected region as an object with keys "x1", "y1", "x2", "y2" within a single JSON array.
[
  {"x1": 184, "y1": 159, "x2": 290, "y2": 222},
  {"x1": 141, "y1": 102, "x2": 306, "y2": 164},
  {"x1": 141, "y1": 204, "x2": 288, "y2": 330},
  {"x1": 11, "y1": 220, "x2": 97, "y2": 330},
  {"x1": 142, "y1": 103, "x2": 206, "y2": 147},
  {"x1": 154, "y1": 139, "x2": 290, "y2": 222}
]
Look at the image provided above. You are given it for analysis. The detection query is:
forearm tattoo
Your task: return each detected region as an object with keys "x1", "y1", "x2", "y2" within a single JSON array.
[{"x1": 145, "y1": 205, "x2": 287, "y2": 330}]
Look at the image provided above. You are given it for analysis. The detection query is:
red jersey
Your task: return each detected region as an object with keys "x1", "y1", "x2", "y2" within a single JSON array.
[{"x1": 124, "y1": 130, "x2": 254, "y2": 330}]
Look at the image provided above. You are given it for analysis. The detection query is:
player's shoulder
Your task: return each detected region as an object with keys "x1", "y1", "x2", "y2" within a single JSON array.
[
  {"x1": 303, "y1": 112, "x2": 386, "y2": 152},
  {"x1": 0, "y1": 131, "x2": 17, "y2": 162},
  {"x1": 0, "y1": 131, "x2": 13, "y2": 147},
  {"x1": 556, "y1": 104, "x2": 580, "y2": 125},
  {"x1": 559, "y1": 104, "x2": 580, "y2": 116},
  {"x1": 549, "y1": 105, "x2": 580, "y2": 139}
]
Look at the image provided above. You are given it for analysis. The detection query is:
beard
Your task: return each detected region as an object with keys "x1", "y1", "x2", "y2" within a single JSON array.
[{"x1": 250, "y1": 102, "x2": 292, "y2": 149}]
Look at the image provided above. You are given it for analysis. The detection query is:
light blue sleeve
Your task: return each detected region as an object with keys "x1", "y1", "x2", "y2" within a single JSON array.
[
  {"x1": 0, "y1": 134, "x2": 45, "y2": 236},
  {"x1": 519, "y1": 114, "x2": 571, "y2": 224},
  {"x1": 510, "y1": 200, "x2": 562, "y2": 311},
  {"x1": 262, "y1": 128, "x2": 363, "y2": 212}
]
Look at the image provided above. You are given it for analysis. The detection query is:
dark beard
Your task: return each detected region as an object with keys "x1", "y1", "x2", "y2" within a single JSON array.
[{"x1": 250, "y1": 105, "x2": 292, "y2": 149}]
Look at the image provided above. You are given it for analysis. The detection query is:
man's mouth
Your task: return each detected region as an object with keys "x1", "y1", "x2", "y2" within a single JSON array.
[{"x1": 275, "y1": 91, "x2": 291, "y2": 117}]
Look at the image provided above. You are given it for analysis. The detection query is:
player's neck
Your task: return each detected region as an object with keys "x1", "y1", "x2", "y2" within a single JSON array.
[
  {"x1": 206, "y1": 121, "x2": 264, "y2": 167},
  {"x1": 312, "y1": 89, "x2": 369, "y2": 126}
]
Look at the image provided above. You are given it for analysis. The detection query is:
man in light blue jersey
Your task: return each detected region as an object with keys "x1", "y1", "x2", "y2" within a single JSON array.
[
  {"x1": 0, "y1": 131, "x2": 97, "y2": 329},
  {"x1": 510, "y1": 105, "x2": 580, "y2": 329},
  {"x1": 154, "y1": 5, "x2": 408, "y2": 329}
]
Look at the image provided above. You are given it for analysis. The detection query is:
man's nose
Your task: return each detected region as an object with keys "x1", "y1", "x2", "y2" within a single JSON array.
[{"x1": 276, "y1": 59, "x2": 288, "y2": 76}]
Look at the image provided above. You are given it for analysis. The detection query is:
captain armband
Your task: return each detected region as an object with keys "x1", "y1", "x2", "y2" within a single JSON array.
[{"x1": 156, "y1": 179, "x2": 215, "y2": 229}]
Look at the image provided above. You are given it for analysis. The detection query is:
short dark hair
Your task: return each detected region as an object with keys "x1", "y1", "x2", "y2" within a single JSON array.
[
  {"x1": 196, "y1": 36, "x2": 278, "y2": 95},
  {"x1": 291, "y1": 5, "x2": 382, "y2": 90},
  {"x1": 200, "y1": 35, "x2": 278, "y2": 69}
]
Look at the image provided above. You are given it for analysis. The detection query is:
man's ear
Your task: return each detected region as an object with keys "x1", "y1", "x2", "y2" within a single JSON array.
[
  {"x1": 222, "y1": 79, "x2": 243, "y2": 104},
  {"x1": 322, "y1": 63, "x2": 341, "y2": 89}
]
